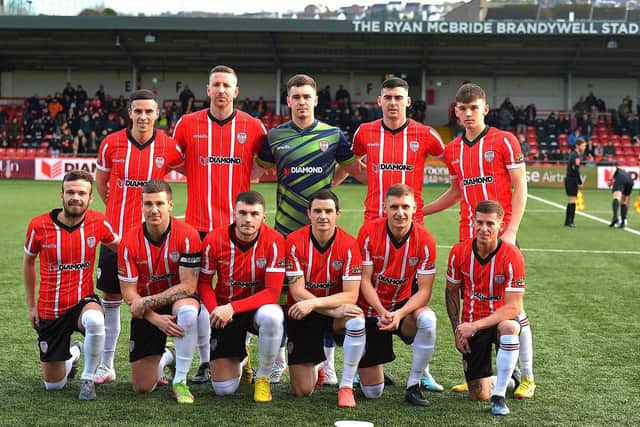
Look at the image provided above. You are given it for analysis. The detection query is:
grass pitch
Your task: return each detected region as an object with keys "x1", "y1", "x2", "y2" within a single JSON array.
[{"x1": 1, "y1": 180, "x2": 638, "y2": 426}]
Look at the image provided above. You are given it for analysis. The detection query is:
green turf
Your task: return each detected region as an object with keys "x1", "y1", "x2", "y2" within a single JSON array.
[{"x1": 1, "y1": 180, "x2": 639, "y2": 426}]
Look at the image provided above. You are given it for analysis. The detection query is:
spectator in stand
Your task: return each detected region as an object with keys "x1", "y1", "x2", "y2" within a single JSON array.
[
  {"x1": 75, "y1": 85, "x2": 88, "y2": 106},
  {"x1": 519, "y1": 134, "x2": 530, "y2": 159},
  {"x1": 584, "y1": 139, "x2": 596, "y2": 163},
  {"x1": 95, "y1": 84, "x2": 106, "y2": 106},
  {"x1": 586, "y1": 91, "x2": 597, "y2": 111},
  {"x1": 90, "y1": 96, "x2": 102, "y2": 111},
  {"x1": 7, "y1": 116, "x2": 21, "y2": 148},
  {"x1": 573, "y1": 96, "x2": 587, "y2": 117},
  {"x1": 318, "y1": 85, "x2": 331, "y2": 111},
  {"x1": 514, "y1": 105, "x2": 527, "y2": 134},
  {"x1": 577, "y1": 112, "x2": 593, "y2": 141},
  {"x1": 168, "y1": 102, "x2": 179, "y2": 125},
  {"x1": 545, "y1": 112, "x2": 558, "y2": 135},
  {"x1": 557, "y1": 112, "x2": 570, "y2": 134},
  {"x1": 603, "y1": 140, "x2": 616, "y2": 158},
  {"x1": 255, "y1": 96, "x2": 266, "y2": 118},
  {"x1": 62, "y1": 82, "x2": 75, "y2": 101},
  {"x1": 593, "y1": 140, "x2": 603, "y2": 159},
  {"x1": 59, "y1": 123, "x2": 74, "y2": 154},
  {"x1": 335, "y1": 84, "x2": 351, "y2": 112},
  {"x1": 498, "y1": 107, "x2": 513, "y2": 131},
  {"x1": 568, "y1": 128, "x2": 583, "y2": 150},
  {"x1": 524, "y1": 103, "x2": 536, "y2": 125},
  {"x1": 569, "y1": 112, "x2": 578, "y2": 132},
  {"x1": 179, "y1": 84, "x2": 195, "y2": 115},
  {"x1": 500, "y1": 97, "x2": 516, "y2": 117}
]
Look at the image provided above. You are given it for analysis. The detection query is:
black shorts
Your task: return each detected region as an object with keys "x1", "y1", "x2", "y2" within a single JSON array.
[
  {"x1": 37, "y1": 295, "x2": 101, "y2": 362},
  {"x1": 462, "y1": 326, "x2": 499, "y2": 382},
  {"x1": 129, "y1": 305, "x2": 172, "y2": 363},
  {"x1": 210, "y1": 310, "x2": 260, "y2": 361},
  {"x1": 287, "y1": 311, "x2": 344, "y2": 366},
  {"x1": 612, "y1": 177, "x2": 634, "y2": 196},
  {"x1": 564, "y1": 178, "x2": 579, "y2": 197},
  {"x1": 97, "y1": 245, "x2": 120, "y2": 294},
  {"x1": 358, "y1": 302, "x2": 412, "y2": 369}
]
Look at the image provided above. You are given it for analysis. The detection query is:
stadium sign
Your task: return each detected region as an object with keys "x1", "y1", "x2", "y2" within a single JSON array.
[
  {"x1": 597, "y1": 166, "x2": 640, "y2": 189},
  {"x1": 353, "y1": 20, "x2": 640, "y2": 36},
  {"x1": 0, "y1": 158, "x2": 35, "y2": 179}
]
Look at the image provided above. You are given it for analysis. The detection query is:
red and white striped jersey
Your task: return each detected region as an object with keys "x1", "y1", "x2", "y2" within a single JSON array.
[
  {"x1": 443, "y1": 126, "x2": 525, "y2": 240},
  {"x1": 352, "y1": 119, "x2": 444, "y2": 223},
  {"x1": 198, "y1": 222, "x2": 285, "y2": 314},
  {"x1": 24, "y1": 209, "x2": 119, "y2": 320},
  {"x1": 285, "y1": 225, "x2": 362, "y2": 308},
  {"x1": 357, "y1": 218, "x2": 436, "y2": 317},
  {"x1": 173, "y1": 109, "x2": 267, "y2": 232},
  {"x1": 96, "y1": 128, "x2": 183, "y2": 236},
  {"x1": 446, "y1": 238, "x2": 525, "y2": 323},
  {"x1": 118, "y1": 217, "x2": 201, "y2": 298}
]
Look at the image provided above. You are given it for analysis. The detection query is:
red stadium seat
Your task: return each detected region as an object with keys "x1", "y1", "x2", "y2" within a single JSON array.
[
  {"x1": 36, "y1": 147, "x2": 48, "y2": 157},
  {"x1": 26, "y1": 148, "x2": 37, "y2": 157},
  {"x1": 16, "y1": 148, "x2": 26, "y2": 157},
  {"x1": 0, "y1": 148, "x2": 6, "y2": 156}
]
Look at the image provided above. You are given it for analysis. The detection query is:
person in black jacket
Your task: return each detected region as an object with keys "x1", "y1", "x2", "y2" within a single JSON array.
[{"x1": 564, "y1": 139, "x2": 586, "y2": 227}]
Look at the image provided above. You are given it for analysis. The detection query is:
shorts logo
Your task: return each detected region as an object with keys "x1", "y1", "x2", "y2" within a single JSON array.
[
  {"x1": 494, "y1": 274, "x2": 505, "y2": 284},
  {"x1": 287, "y1": 341, "x2": 294, "y2": 355},
  {"x1": 484, "y1": 150, "x2": 495, "y2": 162},
  {"x1": 514, "y1": 279, "x2": 525, "y2": 288},
  {"x1": 516, "y1": 153, "x2": 524, "y2": 162},
  {"x1": 237, "y1": 132, "x2": 247, "y2": 144},
  {"x1": 210, "y1": 338, "x2": 218, "y2": 352},
  {"x1": 409, "y1": 141, "x2": 419, "y2": 153},
  {"x1": 97, "y1": 267, "x2": 102, "y2": 279},
  {"x1": 39, "y1": 341, "x2": 49, "y2": 354},
  {"x1": 352, "y1": 265, "x2": 363, "y2": 275},
  {"x1": 129, "y1": 340, "x2": 135, "y2": 353},
  {"x1": 87, "y1": 236, "x2": 96, "y2": 249},
  {"x1": 319, "y1": 140, "x2": 329, "y2": 152},
  {"x1": 408, "y1": 256, "x2": 419, "y2": 266},
  {"x1": 463, "y1": 359, "x2": 468, "y2": 372},
  {"x1": 426, "y1": 262, "x2": 435, "y2": 270},
  {"x1": 155, "y1": 156, "x2": 165, "y2": 168},
  {"x1": 331, "y1": 260, "x2": 343, "y2": 271},
  {"x1": 256, "y1": 258, "x2": 267, "y2": 269},
  {"x1": 169, "y1": 251, "x2": 180, "y2": 263}
]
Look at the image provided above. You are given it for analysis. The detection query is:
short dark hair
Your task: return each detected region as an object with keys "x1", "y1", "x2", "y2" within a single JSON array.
[
  {"x1": 287, "y1": 74, "x2": 316, "y2": 93},
  {"x1": 455, "y1": 83, "x2": 486, "y2": 104},
  {"x1": 308, "y1": 189, "x2": 340, "y2": 211},
  {"x1": 130, "y1": 89, "x2": 156, "y2": 103},
  {"x1": 142, "y1": 180, "x2": 172, "y2": 198},
  {"x1": 62, "y1": 170, "x2": 93, "y2": 192},
  {"x1": 475, "y1": 200, "x2": 504, "y2": 219},
  {"x1": 575, "y1": 138, "x2": 587, "y2": 147},
  {"x1": 382, "y1": 77, "x2": 409, "y2": 91},
  {"x1": 385, "y1": 183, "x2": 413, "y2": 199},
  {"x1": 235, "y1": 191, "x2": 265, "y2": 208},
  {"x1": 209, "y1": 65, "x2": 238, "y2": 83}
]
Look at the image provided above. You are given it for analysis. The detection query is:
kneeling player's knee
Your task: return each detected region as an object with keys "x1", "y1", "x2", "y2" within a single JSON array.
[
  {"x1": 416, "y1": 309, "x2": 436, "y2": 330},
  {"x1": 256, "y1": 304, "x2": 284, "y2": 331},
  {"x1": 81, "y1": 309, "x2": 105, "y2": 335},
  {"x1": 345, "y1": 317, "x2": 365, "y2": 332},
  {"x1": 212, "y1": 376, "x2": 241, "y2": 396},
  {"x1": 498, "y1": 320, "x2": 520, "y2": 336},
  {"x1": 43, "y1": 377, "x2": 67, "y2": 391},
  {"x1": 360, "y1": 382, "x2": 384, "y2": 399},
  {"x1": 176, "y1": 305, "x2": 198, "y2": 330},
  {"x1": 291, "y1": 382, "x2": 314, "y2": 397}
]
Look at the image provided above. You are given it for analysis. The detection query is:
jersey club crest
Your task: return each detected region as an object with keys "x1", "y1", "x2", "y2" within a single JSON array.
[
  {"x1": 256, "y1": 257, "x2": 267, "y2": 269},
  {"x1": 86, "y1": 236, "x2": 96, "y2": 249},
  {"x1": 169, "y1": 251, "x2": 180, "y2": 263},
  {"x1": 319, "y1": 140, "x2": 329, "y2": 152},
  {"x1": 484, "y1": 150, "x2": 495, "y2": 162},
  {"x1": 332, "y1": 260, "x2": 343, "y2": 271},
  {"x1": 237, "y1": 132, "x2": 247, "y2": 144},
  {"x1": 155, "y1": 156, "x2": 165, "y2": 168},
  {"x1": 409, "y1": 141, "x2": 419, "y2": 153}
]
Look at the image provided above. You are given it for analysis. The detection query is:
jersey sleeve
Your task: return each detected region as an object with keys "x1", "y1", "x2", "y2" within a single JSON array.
[
  {"x1": 251, "y1": 120, "x2": 268, "y2": 157},
  {"x1": 335, "y1": 130, "x2": 357, "y2": 165},
  {"x1": 351, "y1": 124, "x2": 366, "y2": 157},
  {"x1": 256, "y1": 132, "x2": 276, "y2": 166},
  {"x1": 172, "y1": 116, "x2": 188, "y2": 159},
  {"x1": 416, "y1": 229, "x2": 437, "y2": 275},
  {"x1": 446, "y1": 243, "x2": 463, "y2": 284},
  {"x1": 97, "y1": 213, "x2": 119, "y2": 245},
  {"x1": 117, "y1": 232, "x2": 139, "y2": 283},
  {"x1": 501, "y1": 131, "x2": 525, "y2": 169},
  {"x1": 505, "y1": 246, "x2": 526, "y2": 293},
  {"x1": 444, "y1": 144, "x2": 458, "y2": 178},
  {"x1": 165, "y1": 135, "x2": 185, "y2": 169},
  {"x1": 357, "y1": 224, "x2": 373, "y2": 266},
  {"x1": 285, "y1": 234, "x2": 304, "y2": 277},
  {"x1": 24, "y1": 218, "x2": 41, "y2": 256},
  {"x1": 425, "y1": 126, "x2": 445, "y2": 157},
  {"x1": 342, "y1": 236, "x2": 363, "y2": 282},
  {"x1": 96, "y1": 137, "x2": 111, "y2": 171},
  {"x1": 178, "y1": 224, "x2": 202, "y2": 268}
]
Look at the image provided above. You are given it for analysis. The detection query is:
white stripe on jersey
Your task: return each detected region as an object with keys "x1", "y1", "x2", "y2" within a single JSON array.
[
  {"x1": 228, "y1": 240, "x2": 236, "y2": 303},
  {"x1": 378, "y1": 125, "x2": 385, "y2": 219},
  {"x1": 119, "y1": 141, "x2": 132, "y2": 236},
  {"x1": 446, "y1": 253, "x2": 459, "y2": 283},
  {"x1": 144, "y1": 238, "x2": 153, "y2": 296},
  {"x1": 325, "y1": 246, "x2": 333, "y2": 297},
  {"x1": 54, "y1": 224, "x2": 62, "y2": 318},
  {"x1": 25, "y1": 229, "x2": 36, "y2": 256},
  {"x1": 207, "y1": 116, "x2": 214, "y2": 232},
  {"x1": 250, "y1": 241, "x2": 257, "y2": 296},
  {"x1": 478, "y1": 136, "x2": 489, "y2": 201},
  {"x1": 97, "y1": 142, "x2": 110, "y2": 171},
  {"x1": 458, "y1": 143, "x2": 473, "y2": 240},
  {"x1": 503, "y1": 136, "x2": 516, "y2": 164},
  {"x1": 429, "y1": 128, "x2": 445, "y2": 150},
  {"x1": 401, "y1": 127, "x2": 408, "y2": 184},
  {"x1": 201, "y1": 244, "x2": 213, "y2": 275},
  {"x1": 228, "y1": 118, "x2": 236, "y2": 226},
  {"x1": 362, "y1": 236, "x2": 372, "y2": 265},
  {"x1": 306, "y1": 238, "x2": 314, "y2": 283},
  {"x1": 266, "y1": 242, "x2": 280, "y2": 271},
  {"x1": 342, "y1": 249, "x2": 353, "y2": 281},
  {"x1": 78, "y1": 224, "x2": 85, "y2": 301},
  {"x1": 163, "y1": 230, "x2": 171, "y2": 287},
  {"x1": 469, "y1": 250, "x2": 476, "y2": 323},
  {"x1": 287, "y1": 243, "x2": 303, "y2": 276},
  {"x1": 488, "y1": 256, "x2": 496, "y2": 314},
  {"x1": 390, "y1": 234, "x2": 410, "y2": 310}
]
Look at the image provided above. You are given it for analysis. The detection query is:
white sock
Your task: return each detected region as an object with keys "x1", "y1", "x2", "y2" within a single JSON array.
[
  {"x1": 407, "y1": 310, "x2": 436, "y2": 388},
  {"x1": 518, "y1": 311, "x2": 534, "y2": 378},
  {"x1": 158, "y1": 346, "x2": 174, "y2": 379},
  {"x1": 197, "y1": 304, "x2": 211, "y2": 365},
  {"x1": 64, "y1": 344, "x2": 82, "y2": 378},
  {"x1": 245, "y1": 332, "x2": 253, "y2": 346},
  {"x1": 172, "y1": 305, "x2": 198, "y2": 385},
  {"x1": 212, "y1": 376, "x2": 241, "y2": 396},
  {"x1": 101, "y1": 299, "x2": 121, "y2": 370},
  {"x1": 493, "y1": 334, "x2": 520, "y2": 397},
  {"x1": 324, "y1": 345, "x2": 335, "y2": 370},
  {"x1": 340, "y1": 317, "x2": 365, "y2": 389},
  {"x1": 255, "y1": 304, "x2": 284, "y2": 378},
  {"x1": 80, "y1": 309, "x2": 105, "y2": 381},
  {"x1": 44, "y1": 377, "x2": 67, "y2": 391}
]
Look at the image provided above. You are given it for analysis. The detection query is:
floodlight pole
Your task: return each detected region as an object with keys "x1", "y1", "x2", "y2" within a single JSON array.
[
  {"x1": 276, "y1": 67, "x2": 281, "y2": 116},
  {"x1": 421, "y1": 70, "x2": 426, "y2": 102}
]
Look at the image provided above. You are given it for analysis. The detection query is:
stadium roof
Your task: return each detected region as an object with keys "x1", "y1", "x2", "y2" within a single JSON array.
[{"x1": 1, "y1": 16, "x2": 639, "y2": 77}]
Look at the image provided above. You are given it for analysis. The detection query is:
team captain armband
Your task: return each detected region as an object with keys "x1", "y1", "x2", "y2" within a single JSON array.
[{"x1": 179, "y1": 252, "x2": 202, "y2": 268}]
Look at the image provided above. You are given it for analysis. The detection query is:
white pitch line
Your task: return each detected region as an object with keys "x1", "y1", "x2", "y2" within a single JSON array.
[
  {"x1": 528, "y1": 194, "x2": 640, "y2": 236},
  {"x1": 435, "y1": 245, "x2": 639, "y2": 255}
]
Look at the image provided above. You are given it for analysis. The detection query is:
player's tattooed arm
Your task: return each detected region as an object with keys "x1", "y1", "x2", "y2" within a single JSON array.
[
  {"x1": 142, "y1": 289, "x2": 191, "y2": 310},
  {"x1": 141, "y1": 265, "x2": 199, "y2": 309},
  {"x1": 287, "y1": 275, "x2": 303, "y2": 286},
  {"x1": 445, "y1": 281, "x2": 461, "y2": 332}
]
